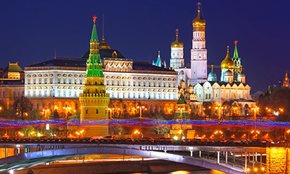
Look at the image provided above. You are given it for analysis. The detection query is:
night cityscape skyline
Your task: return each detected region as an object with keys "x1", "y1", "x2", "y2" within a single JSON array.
[
  {"x1": 0, "y1": 0, "x2": 289, "y2": 92},
  {"x1": 0, "y1": 1, "x2": 290, "y2": 174}
]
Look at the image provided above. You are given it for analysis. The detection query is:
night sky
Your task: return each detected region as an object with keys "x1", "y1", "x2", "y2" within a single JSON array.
[{"x1": 0, "y1": 0, "x2": 289, "y2": 92}]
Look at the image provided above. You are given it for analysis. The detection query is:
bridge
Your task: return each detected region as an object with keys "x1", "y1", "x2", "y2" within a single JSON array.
[{"x1": 0, "y1": 139, "x2": 268, "y2": 174}]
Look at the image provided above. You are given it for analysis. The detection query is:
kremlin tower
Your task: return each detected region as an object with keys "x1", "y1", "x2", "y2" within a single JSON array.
[
  {"x1": 170, "y1": 29, "x2": 184, "y2": 70},
  {"x1": 79, "y1": 16, "x2": 110, "y2": 137},
  {"x1": 190, "y1": 1, "x2": 208, "y2": 84}
]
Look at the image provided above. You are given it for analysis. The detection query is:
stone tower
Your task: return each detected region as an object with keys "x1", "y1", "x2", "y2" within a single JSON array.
[
  {"x1": 79, "y1": 16, "x2": 110, "y2": 137},
  {"x1": 190, "y1": 1, "x2": 207, "y2": 84}
]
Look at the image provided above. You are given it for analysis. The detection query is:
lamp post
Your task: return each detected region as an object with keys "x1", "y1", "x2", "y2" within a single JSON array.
[
  {"x1": 215, "y1": 103, "x2": 223, "y2": 124},
  {"x1": 136, "y1": 105, "x2": 146, "y2": 119},
  {"x1": 177, "y1": 107, "x2": 185, "y2": 139},
  {"x1": 108, "y1": 108, "x2": 113, "y2": 119},
  {"x1": 252, "y1": 106, "x2": 259, "y2": 130},
  {"x1": 63, "y1": 106, "x2": 71, "y2": 138}
]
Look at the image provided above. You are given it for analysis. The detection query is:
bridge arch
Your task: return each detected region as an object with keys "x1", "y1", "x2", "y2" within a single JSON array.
[{"x1": 0, "y1": 146, "x2": 244, "y2": 174}]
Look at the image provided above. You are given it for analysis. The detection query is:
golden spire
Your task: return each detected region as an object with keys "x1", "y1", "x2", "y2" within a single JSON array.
[
  {"x1": 197, "y1": 0, "x2": 201, "y2": 17},
  {"x1": 175, "y1": 29, "x2": 179, "y2": 41},
  {"x1": 171, "y1": 28, "x2": 183, "y2": 48}
]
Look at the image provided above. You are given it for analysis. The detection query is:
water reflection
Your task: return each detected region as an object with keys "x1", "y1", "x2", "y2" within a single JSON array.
[
  {"x1": 266, "y1": 147, "x2": 290, "y2": 174},
  {"x1": 169, "y1": 170, "x2": 225, "y2": 174}
]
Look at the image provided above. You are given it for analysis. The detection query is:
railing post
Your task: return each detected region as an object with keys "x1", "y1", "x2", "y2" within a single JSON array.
[
  {"x1": 225, "y1": 151, "x2": 228, "y2": 164},
  {"x1": 190, "y1": 150, "x2": 193, "y2": 157},
  {"x1": 255, "y1": 152, "x2": 258, "y2": 162},
  {"x1": 217, "y1": 151, "x2": 220, "y2": 164},
  {"x1": 245, "y1": 153, "x2": 248, "y2": 173},
  {"x1": 199, "y1": 151, "x2": 201, "y2": 158}
]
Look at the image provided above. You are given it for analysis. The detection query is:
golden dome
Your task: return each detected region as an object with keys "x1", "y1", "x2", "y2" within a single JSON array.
[
  {"x1": 171, "y1": 29, "x2": 184, "y2": 48},
  {"x1": 98, "y1": 35, "x2": 111, "y2": 49},
  {"x1": 221, "y1": 46, "x2": 235, "y2": 69},
  {"x1": 192, "y1": 2, "x2": 206, "y2": 29}
]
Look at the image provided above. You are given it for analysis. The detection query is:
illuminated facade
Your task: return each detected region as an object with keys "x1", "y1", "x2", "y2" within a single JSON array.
[{"x1": 23, "y1": 18, "x2": 178, "y2": 118}]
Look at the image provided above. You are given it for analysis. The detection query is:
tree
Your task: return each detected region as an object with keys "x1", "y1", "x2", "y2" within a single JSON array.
[{"x1": 13, "y1": 96, "x2": 33, "y2": 120}]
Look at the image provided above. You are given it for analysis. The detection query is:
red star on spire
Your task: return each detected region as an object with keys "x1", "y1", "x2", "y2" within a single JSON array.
[
  {"x1": 93, "y1": 16, "x2": 97, "y2": 24},
  {"x1": 234, "y1": 40, "x2": 238, "y2": 45}
]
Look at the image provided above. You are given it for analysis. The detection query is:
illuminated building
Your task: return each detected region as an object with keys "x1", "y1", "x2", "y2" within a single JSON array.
[
  {"x1": 169, "y1": 2, "x2": 254, "y2": 115},
  {"x1": 24, "y1": 19, "x2": 178, "y2": 118},
  {"x1": 79, "y1": 17, "x2": 110, "y2": 136},
  {"x1": 0, "y1": 62, "x2": 24, "y2": 109},
  {"x1": 282, "y1": 71, "x2": 289, "y2": 88},
  {"x1": 190, "y1": 1, "x2": 208, "y2": 84}
]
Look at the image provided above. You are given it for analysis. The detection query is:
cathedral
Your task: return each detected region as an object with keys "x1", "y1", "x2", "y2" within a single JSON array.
[{"x1": 165, "y1": 1, "x2": 255, "y2": 116}]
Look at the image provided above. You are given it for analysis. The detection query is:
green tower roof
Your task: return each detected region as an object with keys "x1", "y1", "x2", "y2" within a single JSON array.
[{"x1": 86, "y1": 16, "x2": 104, "y2": 77}]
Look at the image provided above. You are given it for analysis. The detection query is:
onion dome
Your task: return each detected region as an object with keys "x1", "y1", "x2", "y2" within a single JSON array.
[
  {"x1": 192, "y1": 1, "x2": 206, "y2": 31},
  {"x1": 171, "y1": 29, "x2": 184, "y2": 48},
  {"x1": 208, "y1": 65, "x2": 217, "y2": 82},
  {"x1": 221, "y1": 46, "x2": 235, "y2": 69},
  {"x1": 98, "y1": 35, "x2": 111, "y2": 49}
]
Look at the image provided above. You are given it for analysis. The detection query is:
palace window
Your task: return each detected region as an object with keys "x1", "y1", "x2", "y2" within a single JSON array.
[{"x1": 96, "y1": 109, "x2": 98, "y2": 114}]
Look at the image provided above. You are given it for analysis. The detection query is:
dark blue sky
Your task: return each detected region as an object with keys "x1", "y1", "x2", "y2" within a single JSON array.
[{"x1": 0, "y1": 0, "x2": 289, "y2": 92}]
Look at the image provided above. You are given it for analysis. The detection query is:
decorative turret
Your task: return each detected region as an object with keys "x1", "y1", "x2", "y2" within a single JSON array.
[
  {"x1": 153, "y1": 51, "x2": 162, "y2": 67},
  {"x1": 170, "y1": 29, "x2": 184, "y2": 70},
  {"x1": 99, "y1": 35, "x2": 111, "y2": 49},
  {"x1": 282, "y1": 71, "x2": 289, "y2": 88},
  {"x1": 208, "y1": 65, "x2": 217, "y2": 82},
  {"x1": 79, "y1": 16, "x2": 110, "y2": 137},
  {"x1": 171, "y1": 29, "x2": 184, "y2": 48}
]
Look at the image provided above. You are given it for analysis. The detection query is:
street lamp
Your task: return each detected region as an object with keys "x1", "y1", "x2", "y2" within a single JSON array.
[
  {"x1": 215, "y1": 103, "x2": 223, "y2": 123},
  {"x1": 63, "y1": 106, "x2": 71, "y2": 138},
  {"x1": 136, "y1": 105, "x2": 146, "y2": 119},
  {"x1": 251, "y1": 106, "x2": 259, "y2": 130},
  {"x1": 177, "y1": 107, "x2": 185, "y2": 120}
]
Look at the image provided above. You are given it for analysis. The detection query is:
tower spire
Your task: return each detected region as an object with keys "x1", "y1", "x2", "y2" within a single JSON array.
[
  {"x1": 197, "y1": 0, "x2": 201, "y2": 17},
  {"x1": 91, "y1": 16, "x2": 98, "y2": 42},
  {"x1": 175, "y1": 29, "x2": 179, "y2": 42},
  {"x1": 233, "y1": 40, "x2": 239, "y2": 59}
]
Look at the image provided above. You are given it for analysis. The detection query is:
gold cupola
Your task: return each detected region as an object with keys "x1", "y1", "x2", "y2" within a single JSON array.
[
  {"x1": 192, "y1": 1, "x2": 206, "y2": 31},
  {"x1": 221, "y1": 46, "x2": 235, "y2": 69},
  {"x1": 171, "y1": 29, "x2": 184, "y2": 48},
  {"x1": 98, "y1": 35, "x2": 111, "y2": 49}
]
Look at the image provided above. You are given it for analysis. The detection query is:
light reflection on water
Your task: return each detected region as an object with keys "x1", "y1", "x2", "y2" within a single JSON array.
[
  {"x1": 132, "y1": 170, "x2": 225, "y2": 174},
  {"x1": 169, "y1": 170, "x2": 225, "y2": 174}
]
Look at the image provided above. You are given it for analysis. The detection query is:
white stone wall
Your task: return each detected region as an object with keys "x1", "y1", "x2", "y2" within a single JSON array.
[
  {"x1": 170, "y1": 47, "x2": 184, "y2": 70},
  {"x1": 191, "y1": 30, "x2": 207, "y2": 84}
]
